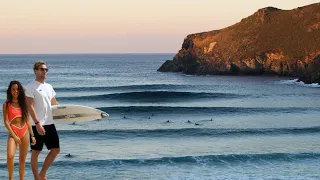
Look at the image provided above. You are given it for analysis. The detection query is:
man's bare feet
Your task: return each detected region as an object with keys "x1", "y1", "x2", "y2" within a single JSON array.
[
  {"x1": 33, "y1": 175, "x2": 40, "y2": 180},
  {"x1": 39, "y1": 172, "x2": 47, "y2": 180},
  {"x1": 39, "y1": 175, "x2": 47, "y2": 180}
]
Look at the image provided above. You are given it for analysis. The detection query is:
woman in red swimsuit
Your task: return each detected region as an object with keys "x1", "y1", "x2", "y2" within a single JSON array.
[{"x1": 3, "y1": 81, "x2": 36, "y2": 180}]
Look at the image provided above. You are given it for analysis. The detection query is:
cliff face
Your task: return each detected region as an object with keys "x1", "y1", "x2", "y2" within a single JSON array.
[{"x1": 158, "y1": 3, "x2": 320, "y2": 84}]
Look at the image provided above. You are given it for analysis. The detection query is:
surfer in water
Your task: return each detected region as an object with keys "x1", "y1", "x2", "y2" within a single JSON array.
[
  {"x1": 3, "y1": 81, "x2": 36, "y2": 180},
  {"x1": 26, "y1": 61, "x2": 60, "y2": 180}
]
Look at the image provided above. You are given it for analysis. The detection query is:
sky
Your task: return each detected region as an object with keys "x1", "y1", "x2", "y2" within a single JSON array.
[{"x1": 0, "y1": 0, "x2": 319, "y2": 54}]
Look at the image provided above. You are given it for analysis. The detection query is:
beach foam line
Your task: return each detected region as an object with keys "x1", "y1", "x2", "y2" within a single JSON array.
[{"x1": 273, "y1": 79, "x2": 320, "y2": 88}]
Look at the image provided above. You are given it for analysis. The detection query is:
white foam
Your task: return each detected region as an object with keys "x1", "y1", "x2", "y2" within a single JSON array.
[{"x1": 275, "y1": 79, "x2": 320, "y2": 88}]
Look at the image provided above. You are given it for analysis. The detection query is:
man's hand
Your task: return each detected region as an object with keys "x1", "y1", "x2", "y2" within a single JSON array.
[{"x1": 36, "y1": 123, "x2": 46, "y2": 135}]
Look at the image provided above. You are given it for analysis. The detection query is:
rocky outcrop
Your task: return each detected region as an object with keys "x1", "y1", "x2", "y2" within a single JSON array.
[
  {"x1": 158, "y1": 3, "x2": 320, "y2": 84},
  {"x1": 298, "y1": 52, "x2": 320, "y2": 83}
]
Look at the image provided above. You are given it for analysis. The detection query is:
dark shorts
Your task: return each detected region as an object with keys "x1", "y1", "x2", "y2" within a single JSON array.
[{"x1": 30, "y1": 124, "x2": 60, "y2": 151}]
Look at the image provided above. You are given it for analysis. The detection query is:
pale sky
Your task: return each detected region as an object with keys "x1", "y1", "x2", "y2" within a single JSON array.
[{"x1": 0, "y1": 0, "x2": 318, "y2": 54}]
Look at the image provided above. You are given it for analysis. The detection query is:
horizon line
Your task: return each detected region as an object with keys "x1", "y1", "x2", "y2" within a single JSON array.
[{"x1": 0, "y1": 52, "x2": 176, "y2": 55}]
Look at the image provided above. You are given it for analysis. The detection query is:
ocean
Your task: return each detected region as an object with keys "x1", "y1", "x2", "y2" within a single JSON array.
[{"x1": 0, "y1": 54, "x2": 319, "y2": 180}]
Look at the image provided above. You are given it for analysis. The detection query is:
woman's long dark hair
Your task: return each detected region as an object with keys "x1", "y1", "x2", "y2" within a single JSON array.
[{"x1": 6, "y1": 81, "x2": 29, "y2": 122}]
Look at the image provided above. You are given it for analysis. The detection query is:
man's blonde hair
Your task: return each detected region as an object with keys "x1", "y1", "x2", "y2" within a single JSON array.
[{"x1": 33, "y1": 60, "x2": 46, "y2": 70}]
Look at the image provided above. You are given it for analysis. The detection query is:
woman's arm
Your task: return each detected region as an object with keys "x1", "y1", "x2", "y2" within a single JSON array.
[{"x1": 2, "y1": 103, "x2": 21, "y2": 144}]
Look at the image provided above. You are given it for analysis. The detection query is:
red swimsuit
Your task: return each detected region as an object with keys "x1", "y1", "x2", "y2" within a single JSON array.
[{"x1": 7, "y1": 104, "x2": 28, "y2": 139}]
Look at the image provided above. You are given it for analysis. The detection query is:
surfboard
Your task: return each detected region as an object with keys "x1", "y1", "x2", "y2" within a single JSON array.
[{"x1": 52, "y1": 105, "x2": 109, "y2": 122}]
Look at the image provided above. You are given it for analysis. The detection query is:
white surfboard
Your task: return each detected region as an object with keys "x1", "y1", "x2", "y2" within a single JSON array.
[{"x1": 52, "y1": 105, "x2": 109, "y2": 122}]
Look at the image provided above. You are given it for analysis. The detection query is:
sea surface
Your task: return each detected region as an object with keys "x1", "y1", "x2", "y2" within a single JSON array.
[{"x1": 0, "y1": 54, "x2": 319, "y2": 180}]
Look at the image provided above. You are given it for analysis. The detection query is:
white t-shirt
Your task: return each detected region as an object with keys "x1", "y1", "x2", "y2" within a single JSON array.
[{"x1": 25, "y1": 81, "x2": 56, "y2": 126}]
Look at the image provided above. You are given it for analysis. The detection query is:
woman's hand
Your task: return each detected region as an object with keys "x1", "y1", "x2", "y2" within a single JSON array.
[
  {"x1": 31, "y1": 136, "x2": 36, "y2": 145},
  {"x1": 13, "y1": 135, "x2": 21, "y2": 144}
]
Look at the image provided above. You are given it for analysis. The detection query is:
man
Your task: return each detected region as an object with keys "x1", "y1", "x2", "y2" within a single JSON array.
[{"x1": 26, "y1": 61, "x2": 60, "y2": 180}]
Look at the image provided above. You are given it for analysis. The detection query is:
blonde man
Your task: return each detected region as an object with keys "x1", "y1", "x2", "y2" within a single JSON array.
[{"x1": 26, "y1": 61, "x2": 60, "y2": 180}]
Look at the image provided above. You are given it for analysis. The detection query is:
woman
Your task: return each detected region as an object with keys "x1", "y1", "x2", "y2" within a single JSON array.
[{"x1": 3, "y1": 81, "x2": 36, "y2": 180}]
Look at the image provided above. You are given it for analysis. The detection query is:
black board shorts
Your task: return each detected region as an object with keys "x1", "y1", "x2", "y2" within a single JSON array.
[{"x1": 30, "y1": 124, "x2": 60, "y2": 151}]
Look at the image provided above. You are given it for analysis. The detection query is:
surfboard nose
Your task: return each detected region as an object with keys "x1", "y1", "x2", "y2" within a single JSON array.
[{"x1": 101, "y1": 113, "x2": 109, "y2": 118}]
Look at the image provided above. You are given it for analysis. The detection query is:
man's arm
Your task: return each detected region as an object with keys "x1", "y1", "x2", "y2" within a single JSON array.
[
  {"x1": 51, "y1": 97, "x2": 58, "y2": 106},
  {"x1": 27, "y1": 97, "x2": 46, "y2": 135},
  {"x1": 27, "y1": 97, "x2": 39, "y2": 124}
]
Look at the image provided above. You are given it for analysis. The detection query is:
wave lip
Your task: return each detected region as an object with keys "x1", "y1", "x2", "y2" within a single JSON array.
[
  {"x1": 55, "y1": 126, "x2": 320, "y2": 138},
  {"x1": 58, "y1": 91, "x2": 242, "y2": 102},
  {"x1": 98, "y1": 106, "x2": 315, "y2": 114},
  {"x1": 0, "y1": 152, "x2": 315, "y2": 168},
  {"x1": 2, "y1": 152, "x2": 316, "y2": 168},
  {"x1": 54, "y1": 84, "x2": 198, "y2": 92}
]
